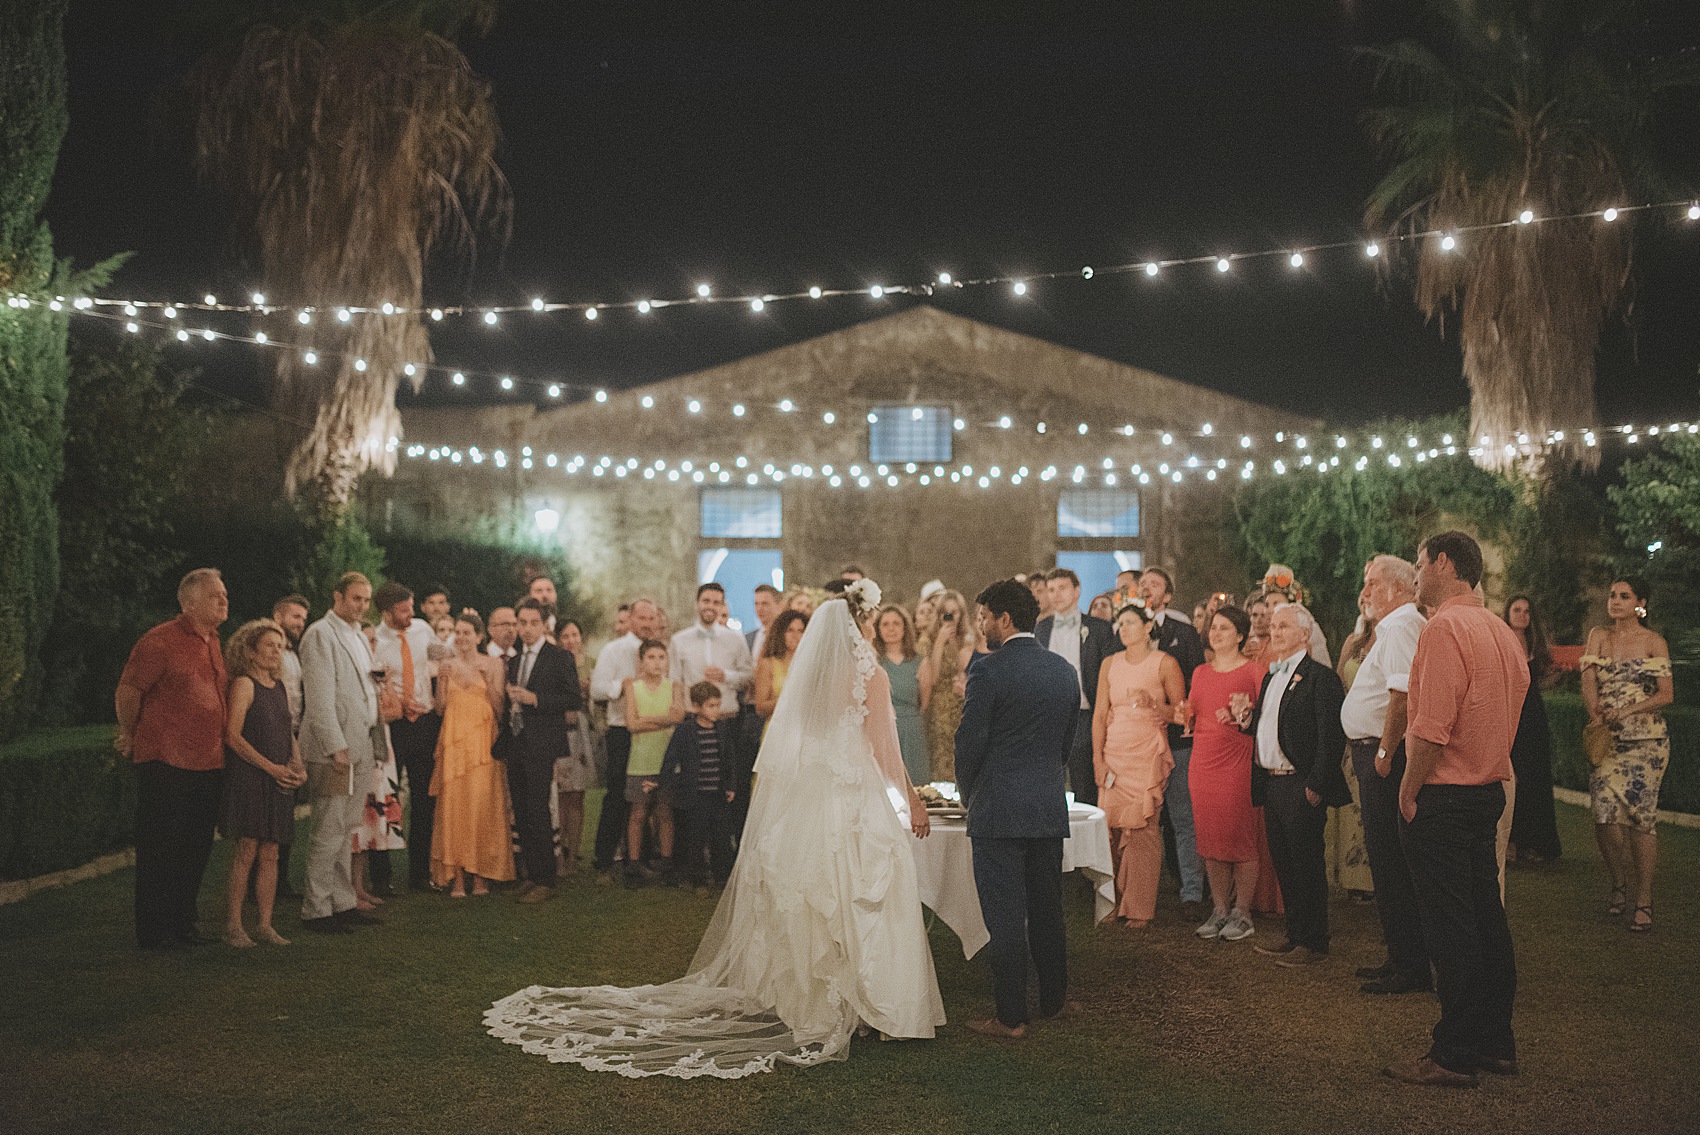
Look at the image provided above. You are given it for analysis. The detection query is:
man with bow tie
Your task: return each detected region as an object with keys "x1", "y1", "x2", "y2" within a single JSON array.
[
  {"x1": 1033, "y1": 569, "x2": 1117, "y2": 806},
  {"x1": 1247, "y1": 603, "x2": 1350, "y2": 967}
]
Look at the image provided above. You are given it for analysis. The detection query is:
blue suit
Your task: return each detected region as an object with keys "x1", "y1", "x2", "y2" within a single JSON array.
[{"x1": 954, "y1": 634, "x2": 1080, "y2": 1026}]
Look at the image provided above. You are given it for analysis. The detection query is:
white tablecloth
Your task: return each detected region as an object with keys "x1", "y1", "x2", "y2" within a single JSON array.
[{"x1": 910, "y1": 804, "x2": 1115, "y2": 958}]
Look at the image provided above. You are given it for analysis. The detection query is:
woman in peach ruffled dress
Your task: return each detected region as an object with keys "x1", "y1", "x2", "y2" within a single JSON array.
[{"x1": 1093, "y1": 601, "x2": 1188, "y2": 927}]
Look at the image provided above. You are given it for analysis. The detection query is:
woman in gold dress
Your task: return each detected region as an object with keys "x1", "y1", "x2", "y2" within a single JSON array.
[{"x1": 430, "y1": 613, "x2": 515, "y2": 897}]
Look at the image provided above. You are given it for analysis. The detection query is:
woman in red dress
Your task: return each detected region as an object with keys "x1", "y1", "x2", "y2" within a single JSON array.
[{"x1": 1186, "y1": 605, "x2": 1266, "y2": 943}]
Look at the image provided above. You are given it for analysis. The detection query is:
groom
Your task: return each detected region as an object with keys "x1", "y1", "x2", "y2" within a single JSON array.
[{"x1": 955, "y1": 579, "x2": 1083, "y2": 1038}]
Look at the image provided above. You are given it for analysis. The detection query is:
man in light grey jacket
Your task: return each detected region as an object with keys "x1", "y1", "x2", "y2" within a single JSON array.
[{"x1": 298, "y1": 572, "x2": 384, "y2": 932}]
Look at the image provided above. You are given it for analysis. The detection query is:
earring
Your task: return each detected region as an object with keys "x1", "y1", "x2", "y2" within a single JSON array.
[{"x1": 1635, "y1": 605, "x2": 1647, "y2": 619}]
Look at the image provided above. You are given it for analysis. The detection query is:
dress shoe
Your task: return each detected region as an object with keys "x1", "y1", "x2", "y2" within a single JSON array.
[
  {"x1": 335, "y1": 909, "x2": 383, "y2": 926},
  {"x1": 301, "y1": 916, "x2": 354, "y2": 934},
  {"x1": 1040, "y1": 1000, "x2": 1084, "y2": 1021},
  {"x1": 1360, "y1": 973, "x2": 1432, "y2": 995},
  {"x1": 176, "y1": 930, "x2": 219, "y2": 946},
  {"x1": 966, "y1": 1018, "x2": 1027, "y2": 1039},
  {"x1": 517, "y1": 884, "x2": 555, "y2": 904},
  {"x1": 1274, "y1": 945, "x2": 1326, "y2": 968},
  {"x1": 1253, "y1": 939, "x2": 1297, "y2": 956},
  {"x1": 1356, "y1": 961, "x2": 1396, "y2": 980},
  {"x1": 1476, "y1": 1057, "x2": 1519, "y2": 1076},
  {"x1": 515, "y1": 880, "x2": 539, "y2": 897},
  {"x1": 1383, "y1": 1056, "x2": 1479, "y2": 1088}
]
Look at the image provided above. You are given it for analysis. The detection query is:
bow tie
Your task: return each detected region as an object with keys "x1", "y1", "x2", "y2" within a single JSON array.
[
  {"x1": 1055, "y1": 612, "x2": 1080, "y2": 628},
  {"x1": 1269, "y1": 655, "x2": 1300, "y2": 678}
]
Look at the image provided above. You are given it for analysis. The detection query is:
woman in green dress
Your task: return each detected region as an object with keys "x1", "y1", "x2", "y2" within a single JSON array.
[
  {"x1": 1581, "y1": 577, "x2": 1674, "y2": 933},
  {"x1": 874, "y1": 605, "x2": 930, "y2": 784}
]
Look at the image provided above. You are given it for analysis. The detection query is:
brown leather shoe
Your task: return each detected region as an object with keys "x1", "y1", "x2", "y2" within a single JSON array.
[
  {"x1": 516, "y1": 884, "x2": 554, "y2": 904},
  {"x1": 1383, "y1": 1057, "x2": 1479, "y2": 1088},
  {"x1": 966, "y1": 1018, "x2": 1027, "y2": 1039},
  {"x1": 514, "y1": 880, "x2": 538, "y2": 898},
  {"x1": 1274, "y1": 945, "x2": 1326, "y2": 967}
]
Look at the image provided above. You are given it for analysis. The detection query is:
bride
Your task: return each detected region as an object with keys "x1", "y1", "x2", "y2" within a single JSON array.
[{"x1": 485, "y1": 581, "x2": 946, "y2": 1077}]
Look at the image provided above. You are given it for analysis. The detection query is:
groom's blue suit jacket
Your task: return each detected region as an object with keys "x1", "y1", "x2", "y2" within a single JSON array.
[{"x1": 954, "y1": 635, "x2": 1080, "y2": 840}]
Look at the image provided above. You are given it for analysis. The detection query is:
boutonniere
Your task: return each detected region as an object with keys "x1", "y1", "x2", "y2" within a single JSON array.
[
  {"x1": 1290, "y1": 672, "x2": 1304, "y2": 686},
  {"x1": 1079, "y1": 625, "x2": 1089, "y2": 644}
]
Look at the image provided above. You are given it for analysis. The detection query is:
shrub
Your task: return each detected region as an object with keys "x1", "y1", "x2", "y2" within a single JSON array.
[
  {"x1": 0, "y1": 726, "x2": 132, "y2": 880},
  {"x1": 1544, "y1": 692, "x2": 1700, "y2": 816}
]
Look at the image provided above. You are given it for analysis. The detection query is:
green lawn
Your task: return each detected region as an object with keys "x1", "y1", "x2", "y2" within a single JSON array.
[{"x1": 3, "y1": 797, "x2": 1697, "y2": 1135}]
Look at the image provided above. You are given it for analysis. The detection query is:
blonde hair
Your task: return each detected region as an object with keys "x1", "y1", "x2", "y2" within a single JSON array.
[
  {"x1": 935, "y1": 588, "x2": 978, "y2": 650},
  {"x1": 225, "y1": 618, "x2": 286, "y2": 682}
]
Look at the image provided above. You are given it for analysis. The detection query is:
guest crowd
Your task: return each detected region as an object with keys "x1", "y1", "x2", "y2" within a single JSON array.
[{"x1": 115, "y1": 533, "x2": 1675, "y2": 1088}]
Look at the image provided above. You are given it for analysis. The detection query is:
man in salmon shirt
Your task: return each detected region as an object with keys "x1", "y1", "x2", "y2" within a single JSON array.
[
  {"x1": 1384, "y1": 531, "x2": 1529, "y2": 1089},
  {"x1": 116, "y1": 568, "x2": 230, "y2": 950}
]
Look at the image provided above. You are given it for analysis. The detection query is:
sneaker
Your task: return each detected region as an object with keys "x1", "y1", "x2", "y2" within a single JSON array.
[
  {"x1": 1195, "y1": 912, "x2": 1230, "y2": 939},
  {"x1": 1218, "y1": 914, "x2": 1256, "y2": 942}
]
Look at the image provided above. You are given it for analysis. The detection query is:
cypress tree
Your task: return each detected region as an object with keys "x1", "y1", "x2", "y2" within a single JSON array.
[{"x1": 0, "y1": 0, "x2": 72, "y2": 737}]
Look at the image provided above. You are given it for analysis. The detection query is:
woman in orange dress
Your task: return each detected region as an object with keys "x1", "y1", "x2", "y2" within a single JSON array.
[
  {"x1": 1093, "y1": 601, "x2": 1188, "y2": 927},
  {"x1": 430, "y1": 612, "x2": 515, "y2": 896}
]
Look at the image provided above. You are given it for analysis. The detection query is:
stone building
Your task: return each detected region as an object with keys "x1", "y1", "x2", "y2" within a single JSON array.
[{"x1": 364, "y1": 306, "x2": 1320, "y2": 633}]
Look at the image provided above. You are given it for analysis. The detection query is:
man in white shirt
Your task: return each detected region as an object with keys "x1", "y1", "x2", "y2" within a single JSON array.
[
  {"x1": 372, "y1": 581, "x2": 441, "y2": 892},
  {"x1": 590, "y1": 597, "x2": 659, "y2": 876},
  {"x1": 1032, "y1": 569, "x2": 1116, "y2": 806},
  {"x1": 486, "y1": 607, "x2": 518, "y2": 662},
  {"x1": 1340, "y1": 555, "x2": 1432, "y2": 994},
  {"x1": 670, "y1": 583, "x2": 754, "y2": 715}
]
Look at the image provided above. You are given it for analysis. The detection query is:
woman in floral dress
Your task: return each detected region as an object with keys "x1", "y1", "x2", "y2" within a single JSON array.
[{"x1": 1581, "y1": 578, "x2": 1674, "y2": 933}]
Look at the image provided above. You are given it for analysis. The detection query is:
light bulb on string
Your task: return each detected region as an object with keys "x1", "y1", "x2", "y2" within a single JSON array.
[
  {"x1": 696, "y1": 284, "x2": 711, "y2": 298},
  {"x1": 1604, "y1": 208, "x2": 1619, "y2": 222},
  {"x1": 870, "y1": 285, "x2": 885, "y2": 299},
  {"x1": 125, "y1": 321, "x2": 139, "y2": 333},
  {"x1": 1440, "y1": 234, "x2": 1457, "y2": 251},
  {"x1": 430, "y1": 308, "x2": 443, "y2": 321},
  {"x1": 585, "y1": 307, "x2": 598, "y2": 320},
  {"x1": 336, "y1": 308, "x2": 351, "y2": 322},
  {"x1": 938, "y1": 272, "x2": 953, "y2": 285},
  {"x1": 823, "y1": 412, "x2": 835, "y2": 424},
  {"x1": 381, "y1": 301, "x2": 395, "y2": 315},
  {"x1": 999, "y1": 416, "x2": 1012, "y2": 429},
  {"x1": 531, "y1": 297, "x2": 545, "y2": 311},
  {"x1": 1215, "y1": 258, "x2": 1230, "y2": 273},
  {"x1": 1289, "y1": 252, "x2": 1304, "y2": 268},
  {"x1": 638, "y1": 300, "x2": 652, "y2": 313},
  {"x1": 548, "y1": 384, "x2": 561, "y2": 398},
  {"x1": 402, "y1": 362, "x2": 415, "y2": 376},
  {"x1": 484, "y1": 311, "x2": 498, "y2": 325},
  {"x1": 1144, "y1": 263, "x2": 1160, "y2": 277},
  {"x1": 173, "y1": 329, "x2": 188, "y2": 341},
  {"x1": 254, "y1": 331, "x2": 267, "y2": 344},
  {"x1": 203, "y1": 294, "x2": 217, "y2": 305},
  {"x1": 641, "y1": 395, "x2": 654, "y2": 408},
  {"x1": 1689, "y1": 204, "x2": 1700, "y2": 220},
  {"x1": 251, "y1": 292, "x2": 266, "y2": 306},
  {"x1": 499, "y1": 377, "x2": 513, "y2": 390},
  {"x1": 808, "y1": 287, "x2": 822, "y2": 299},
  {"x1": 1518, "y1": 209, "x2": 1534, "y2": 224},
  {"x1": 750, "y1": 298, "x2": 764, "y2": 312},
  {"x1": 452, "y1": 372, "x2": 465, "y2": 386},
  {"x1": 595, "y1": 389, "x2": 608, "y2": 402},
  {"x1": 1012, "y1": 281, "x2": 1027, "y2": 296},
  {"x1": 164, "y1": 306, "x2": 177, "y2": 319},
  {"x1": 733, "y1": 404, "x2": 746, "y2": 417},
  {"x1": 303, "y1": 351, "x2": 317, "y2": 365},
  {"x1": 1365, "y1": 242, "x2": 1380, "y2": 258}
]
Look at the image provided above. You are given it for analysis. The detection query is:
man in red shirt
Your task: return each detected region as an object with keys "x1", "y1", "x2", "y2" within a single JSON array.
[
  {"x1": 116, "y1": 568, "x2": 230, "y2": 950},
  {"x1": 1385, "y1": 531, "x2": 1530, "y2": 1088}
]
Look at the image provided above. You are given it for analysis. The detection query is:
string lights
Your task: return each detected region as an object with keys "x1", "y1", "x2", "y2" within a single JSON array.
[{"x1": 9, "y1": 198, "x2": 1697, "y2": 327}]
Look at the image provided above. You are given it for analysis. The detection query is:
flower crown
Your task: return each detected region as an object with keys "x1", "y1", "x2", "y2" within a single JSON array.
[{"x1": 844, "y1": 578, "x2": 883, "y2": 618}]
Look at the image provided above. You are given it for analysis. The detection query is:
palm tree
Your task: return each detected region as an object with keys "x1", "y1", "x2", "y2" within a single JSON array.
[
  {"x1": 188, "y1": 0, "x2": 508, "y2": 513},
  {"x1": 1361, "y1": 0, "x2": 1697, "y2": 475}
]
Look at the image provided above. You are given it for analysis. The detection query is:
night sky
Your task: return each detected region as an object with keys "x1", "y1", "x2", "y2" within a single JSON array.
[{"x1": 46, "y1": 1, "x2": 1700, "y2": 428}]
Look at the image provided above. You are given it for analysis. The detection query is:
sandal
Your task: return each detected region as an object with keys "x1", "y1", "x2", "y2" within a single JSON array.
[
  {"x1": 1606, "y1": 885, "x2": 1627, "y2": 916},
  {"x1": 1630, "y1": 905, "x2": 1653, "y2": 933}
]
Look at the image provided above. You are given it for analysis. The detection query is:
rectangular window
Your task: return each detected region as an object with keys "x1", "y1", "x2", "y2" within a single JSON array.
[
  {"x1": 1057, "y1": 489, "x2": 1141, "y2": 538},
  {"x1": 699, "y1": 549, "x2": 784, "y2": 633},
  {"x1": 869, "y1": 404, "x2": 952, "y2": 463},
  {"x1": 1057, "y1": 551, "x2": 1144, "y2": 605},
  {"x1": 700, "y1": 488, "x2": 782, "y2": 539}
]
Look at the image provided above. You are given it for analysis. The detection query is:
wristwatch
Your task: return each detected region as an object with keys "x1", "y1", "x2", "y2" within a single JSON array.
[{"x1": 1375, "y1": 748, "x2": 1388, "y2": 762}]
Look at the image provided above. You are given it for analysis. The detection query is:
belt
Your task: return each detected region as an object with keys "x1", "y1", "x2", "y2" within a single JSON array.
[
  {"x1": 1263, "y1": 766, "x2": 1296, "y2": 776},
  {"x1": 1348, "y1": 737, "x2": 1379, "y2": 749}
]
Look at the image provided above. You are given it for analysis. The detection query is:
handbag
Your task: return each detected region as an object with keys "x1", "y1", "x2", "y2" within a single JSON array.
[{"x1": 1582, "y1": 721, "x2": 1614, "y2": 767}]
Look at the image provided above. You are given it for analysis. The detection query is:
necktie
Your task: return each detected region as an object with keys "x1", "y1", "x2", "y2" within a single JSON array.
[
  {"x1": 510, "y1": 649, "x2": 531, "y2": 734},
  {"x1": 399, "y1": 631, "x2": 418, "y2": 720}
]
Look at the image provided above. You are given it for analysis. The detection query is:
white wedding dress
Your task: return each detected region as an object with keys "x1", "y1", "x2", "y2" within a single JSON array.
[{"x1": 484, "y1": 598, "x2": 946, "y2": 1077}]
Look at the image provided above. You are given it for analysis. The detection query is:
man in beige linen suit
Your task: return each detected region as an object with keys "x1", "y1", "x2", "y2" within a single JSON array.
[{"x1": 298, "y1": 572, "x2": 385, "y2": 932}]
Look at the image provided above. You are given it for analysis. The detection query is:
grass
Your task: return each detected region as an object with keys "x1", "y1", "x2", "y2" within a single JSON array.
[{"x1": 3, "y1": 797, "x2": 1698, "y2": 1135}]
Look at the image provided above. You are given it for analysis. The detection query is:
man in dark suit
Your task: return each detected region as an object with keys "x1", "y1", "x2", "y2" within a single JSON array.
[
  {"x1": 1140, "y1": 568, "x2": 1207, "y2": 904},
  {"x1": 505, "y1": 598, "x2": 583, "y2": 904},
  {"x1": 1247, "y1": 603, "x2": 1350, "y2": 965},
  {"x1": 955, "y1": 579, "x2": 1082, "y2": 1039},
  {"x1": 1033, "y1": 568, "x2": 1118, "y2": 807}
]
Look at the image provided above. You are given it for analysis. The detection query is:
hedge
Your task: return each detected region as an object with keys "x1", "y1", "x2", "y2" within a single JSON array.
[
  {"x1": 0, "y1": 725, "x2": 133, "y2": 880},
  {"x1": 1545, "y1": 692, "x2": 1700, "y2": 816}
]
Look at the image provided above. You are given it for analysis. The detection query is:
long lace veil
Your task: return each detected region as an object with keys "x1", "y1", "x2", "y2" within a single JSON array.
[{"x1": 484, "y1": 598, "x2": 915, "y2": 1078}]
